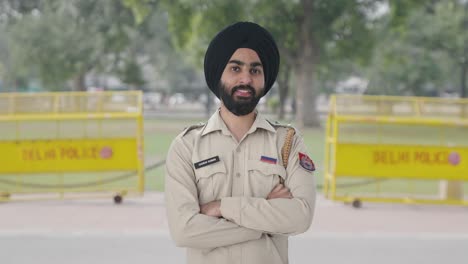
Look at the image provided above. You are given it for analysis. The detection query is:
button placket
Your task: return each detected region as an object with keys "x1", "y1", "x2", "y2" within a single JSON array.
[
  {"x1": 240, "y1": 143, "x2": 247, "y2": 196},
  {"x1": 232, "y1": 147, "x2": 242, "y2": 196}
]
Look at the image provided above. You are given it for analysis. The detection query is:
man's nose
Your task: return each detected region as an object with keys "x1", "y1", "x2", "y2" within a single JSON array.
[{"x1": 238, "y1": 71, "x2": 253, "y2": 86}]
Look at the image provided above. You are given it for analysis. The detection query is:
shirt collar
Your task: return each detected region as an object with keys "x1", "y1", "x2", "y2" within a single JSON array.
[
  {"x1": 202, "y1": 109, "x2": 231, "y2": 136},
  {"x1": 201, "y1": 109, "x2": 276, "y2": 137}
]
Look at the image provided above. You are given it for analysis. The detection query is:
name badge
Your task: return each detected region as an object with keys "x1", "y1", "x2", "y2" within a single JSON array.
[{"x1": 194, "y1": 156, "x2": 220, "y2": 169}]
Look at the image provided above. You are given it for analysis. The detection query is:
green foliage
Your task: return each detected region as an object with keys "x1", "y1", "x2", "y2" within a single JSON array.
[
  {"x1": 267, "y1": 96, "x2": 280, "y2": 113},
  {"x1": 366, "y1": 0, "x2": 466, "y2": 96},
  {"x1": 9, "y1": 4, "x2": 94, "y2": 89},
  {"x1": 406, "y1": 1, "x2": 465, "y2": 61},
  {"x1": 163, "y1": 0, "x2": 248, "y2": 67},
  {"x1": 122, "y1": 0, "x2": 157, "y2": 25},
  {"x1": 162, "y1": 0, "x2": 384, "y2": 126},
  {"x1": 164, "y1": 0, "x2": 379, "y2": 69},
  {"x1": 118, "y1": 59, "x2": 146, "y2": 88},
  {"x1": 1, "y1": 0, "x2": 465, "y2": 100},
  {"x1": 2, "y1": 0, "x2": 157, "y2": 91},
  {"x1": 138, "y1": 7, "x2": 204, "y2": 93}
]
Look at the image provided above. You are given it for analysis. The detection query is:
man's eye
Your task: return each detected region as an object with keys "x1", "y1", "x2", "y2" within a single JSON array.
[
  {"x1": 251, "y1": 68, "x2": 262, "y2": 74},
  {"x1": 231, "y1": 66, "x2": 240, "y2": 72}
]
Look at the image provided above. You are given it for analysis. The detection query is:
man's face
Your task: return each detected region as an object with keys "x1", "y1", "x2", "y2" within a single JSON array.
[{"x1": 219, "y1": 48, "x2": 265, "y2": 116}]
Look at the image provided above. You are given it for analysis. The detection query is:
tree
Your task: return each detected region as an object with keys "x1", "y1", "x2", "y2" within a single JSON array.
[
  {"x1": 366, "y1": 0, "x2": 466, "y2": 97},
  {"x1": 3, "y1": 0, "x2": 158, "y2": 91},
  {"x1": 406, "y1": 0, "x2": 468, "y2": 97},
  {"x1": 163, "y1": 0, "x2": 383, "y2": 127}
]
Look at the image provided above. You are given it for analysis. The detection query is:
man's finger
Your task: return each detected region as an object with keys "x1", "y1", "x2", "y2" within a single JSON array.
[
  {"x1": 275, "y1": 187, "x2": 290, "y2": 195},
  {"x1": 279, "y1": 190, "x2": 293, "y2": 198},
  {"x1": 271, "y1": 184, "x2": 283, "y2": 193},
  {"x1": 271, "y1": 189, "x2": 291, "y2": 198}
]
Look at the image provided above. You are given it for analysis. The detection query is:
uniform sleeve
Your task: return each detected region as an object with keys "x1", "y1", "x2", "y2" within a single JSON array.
[
  {"x1": 220, "y1": 135, "x2": 316, "y2": 236},
  {"x1": 165, "y1": 136, "x2": 263, "y2": 249}
]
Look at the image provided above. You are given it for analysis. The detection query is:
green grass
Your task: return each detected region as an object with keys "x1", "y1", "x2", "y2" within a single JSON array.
[{"x1": 1, "y1": 117, "x2": 468, "y2": 198}]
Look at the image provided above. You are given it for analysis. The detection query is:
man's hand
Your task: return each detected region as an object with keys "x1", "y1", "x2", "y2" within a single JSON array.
[
  {"x1": 267, "y1": 184, "x2": 293, "y2": 200},
  {"x1": 200, "y1": 200, "x2": 222, "y2": 217}
]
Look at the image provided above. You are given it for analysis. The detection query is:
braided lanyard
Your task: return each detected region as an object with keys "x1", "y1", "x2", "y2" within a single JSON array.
[{"x1": 280, "y1": 128, "x2": 296, "y2": 184}]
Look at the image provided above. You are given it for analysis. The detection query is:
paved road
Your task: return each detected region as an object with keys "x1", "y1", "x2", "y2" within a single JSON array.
[
  {"x1": 1, "y1": 231, "x2": 467, "y2": 264},
  {"x1": 1, "y1": 193, "x2": 468, "y2": 263}
]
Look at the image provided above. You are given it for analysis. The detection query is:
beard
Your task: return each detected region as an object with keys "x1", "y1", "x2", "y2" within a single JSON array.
[{"x1": 219, "y1": 82, "x2": 263, "y2": 116}]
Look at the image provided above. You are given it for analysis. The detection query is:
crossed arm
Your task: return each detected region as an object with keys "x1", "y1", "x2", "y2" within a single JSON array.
[
  {"x1": 165, "y1": 136, "x2": 315, "y2": 249},
  {"x1": 200, "y1": 184, "x2": 292, "y2": 217}
]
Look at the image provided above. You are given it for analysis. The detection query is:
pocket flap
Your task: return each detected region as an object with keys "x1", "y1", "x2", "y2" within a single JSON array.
[{"x1": 247, "y1": 160, "x2": 286, "y2": 179}]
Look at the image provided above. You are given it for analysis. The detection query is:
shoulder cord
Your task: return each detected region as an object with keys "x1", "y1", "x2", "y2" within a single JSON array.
[{"x1": 279, "y1": 128, "x2": 296, "y2": 184}]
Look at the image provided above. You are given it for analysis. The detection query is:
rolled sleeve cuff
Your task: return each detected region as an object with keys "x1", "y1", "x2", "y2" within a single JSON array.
[{"x1": 220, "y1": 197, "x2": 242, "y2": 224}]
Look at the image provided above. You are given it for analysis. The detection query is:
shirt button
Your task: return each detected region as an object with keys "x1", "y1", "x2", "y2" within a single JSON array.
[
  {"x1": 236, "y1": 173, "x2": 240, "y2": 177},
  {"x1": 236, "y1": 149, "x2": 241, "y2": 153}
]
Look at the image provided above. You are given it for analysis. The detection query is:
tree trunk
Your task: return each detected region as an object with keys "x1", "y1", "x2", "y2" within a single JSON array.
[
  {"x1": 71, "y1": 73, "x2": 86, "y2": 112},
  {"x1": 461, "y1": 62, "x2": 467, "y2": 98},
  {"x1": 302, "y1": 63, "x2": 319, "y2": 127},
  {"x1": 462, "y1": 1, "x2": 468, "y2": 98},
  {"x1": 73, "y1": 73, "x2": 86, "y2": 91},
  {"x1": 205, "y1": 89, "x2": 213, "y2": 118},
  {"x1": 295, "y1": 0, "x2": 320, "y2": 128},
  {"x1": 276, "y1": 69, "x2": 290, "y2": 120},
  {"x1": 462, "y1": 63, "x2": 467, "y2": 117}
]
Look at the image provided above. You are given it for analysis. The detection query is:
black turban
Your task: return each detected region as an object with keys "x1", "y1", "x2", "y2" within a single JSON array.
[{"x1": 204, "y1": 22, "x2": 280, "y2": 98}]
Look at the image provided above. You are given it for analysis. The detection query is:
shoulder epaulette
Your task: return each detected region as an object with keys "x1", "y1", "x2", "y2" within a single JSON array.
[
  {"x1": 182, "y1": 122, "x2": 205, "y2": 136},
  {"x1": 267, "y1": 119, "x2": 296, "y2": 131}
]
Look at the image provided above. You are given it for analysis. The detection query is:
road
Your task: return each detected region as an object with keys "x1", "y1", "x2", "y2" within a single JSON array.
[
  {"x1": 1, "y1": 231, "x2": 467, "y2": 264},
  {"x1": 1, "y1": 193, "x2": 468, "y2": 264}
]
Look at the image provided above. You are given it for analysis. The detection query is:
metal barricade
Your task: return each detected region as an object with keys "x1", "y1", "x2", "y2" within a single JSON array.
[
  {"x1": 324, "y1": 95, "x2": 468, "y2": 207},
  {"x1": 0, "y1": 91, "x2": 144, "y2": 203}
]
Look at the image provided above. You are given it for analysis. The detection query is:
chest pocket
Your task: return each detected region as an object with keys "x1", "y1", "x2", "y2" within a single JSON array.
[
  {"x1": 194, "y1": 161, "x2": 227, "y2": 204},
  {"x1": 247, "y1": 160, "x2": 287, "y2": 198}
]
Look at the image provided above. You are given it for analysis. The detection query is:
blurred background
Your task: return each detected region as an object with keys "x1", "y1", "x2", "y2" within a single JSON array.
[
  {"x1": 1, "y1": 0, "x2": 467, "y2": 125},
  {"x1": 0, "y1": 1, "x2": 468, "y2": 264}
]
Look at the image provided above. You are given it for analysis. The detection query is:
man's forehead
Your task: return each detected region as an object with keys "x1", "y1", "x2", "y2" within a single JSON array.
[{"x1": 229, "y1": 48, "x2": 261, "y2": 63}]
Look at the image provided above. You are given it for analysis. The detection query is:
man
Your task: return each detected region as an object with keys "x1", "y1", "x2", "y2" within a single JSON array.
[{"x1": 165, "y1": 22, "x2": 316, "y2": 264}]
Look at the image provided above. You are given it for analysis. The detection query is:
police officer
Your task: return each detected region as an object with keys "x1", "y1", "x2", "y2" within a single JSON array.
[{"x1": 165, "y1": 21, "x2": 316, "y2": 264}]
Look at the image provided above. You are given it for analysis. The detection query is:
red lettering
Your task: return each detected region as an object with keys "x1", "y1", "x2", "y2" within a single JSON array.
[
  {"x1": 374, "y1": 151, "x2": 410, "y2": 165},
  {"x1": 434, "y1": 152, "x2": 448, "y2": 164},
  {"x1": 414, "y1": 151, "x2": 449, "y2": 165},
  {"x1": 400, "y1": 152, "x2": 410, "y2": 162},
  {"x1": 34, "y1": 149, "x2": 42, "y2": 161},
  {"x1": 79, "y1": 147, "x2": 98, "y2": 160},
  {"x1": 60, "y1": 148, "x2": 73, "y2": 160},
  {"x1": 60, "y1": 148, "x2": 67, "y2": 159},
  {"x1": 22, "y1": 145, "x2": 112, "y2": 161},
  {"x1": 44, "y1": 149, "x2": 56, "y2": 160},
  {"x1": 414, "y1": 152, "x2": 427, "y2": 163},
  {"x1": 22, "y1": 149, "x2": 33, "y2": 161},
  {"x1": 91, "y1": 146, "x2": 98, "y2": 159},
  {"x1": 72, "y1": 148, "x2": 80, "y2": 159},
  {"x1": 374, "y1": 151, "x2": 387, "y2": 164},
  {"x1": 81, "y1": 147, "x2": 92, "y2": 159}
]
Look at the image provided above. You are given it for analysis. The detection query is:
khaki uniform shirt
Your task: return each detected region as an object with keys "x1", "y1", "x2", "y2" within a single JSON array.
[{"x1": 165, "y1": 110, "x2": 316, "y2": 264}]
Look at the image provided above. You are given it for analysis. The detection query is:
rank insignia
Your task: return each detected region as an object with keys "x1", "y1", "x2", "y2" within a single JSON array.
[{"x1": 298, "y1": 152, "x2": 315, "y2": 172}]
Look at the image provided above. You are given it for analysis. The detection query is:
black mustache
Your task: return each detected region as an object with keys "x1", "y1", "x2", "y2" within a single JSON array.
[{"x1": 231, "y1": 85, "x2": 256, "y2": 97}]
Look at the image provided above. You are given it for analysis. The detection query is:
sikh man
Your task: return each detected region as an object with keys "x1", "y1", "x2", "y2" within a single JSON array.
[{"x1": 165, "y1": 21, "x2": 316, "y2": 264}]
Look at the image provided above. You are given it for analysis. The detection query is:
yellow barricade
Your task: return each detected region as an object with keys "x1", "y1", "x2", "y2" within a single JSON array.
[
  {"x1": 324, "y1": 95, "x2": 468, "y2": 207},
  {"x1": 0, "y1": 91, "x2": 144, "y2": 203}
]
